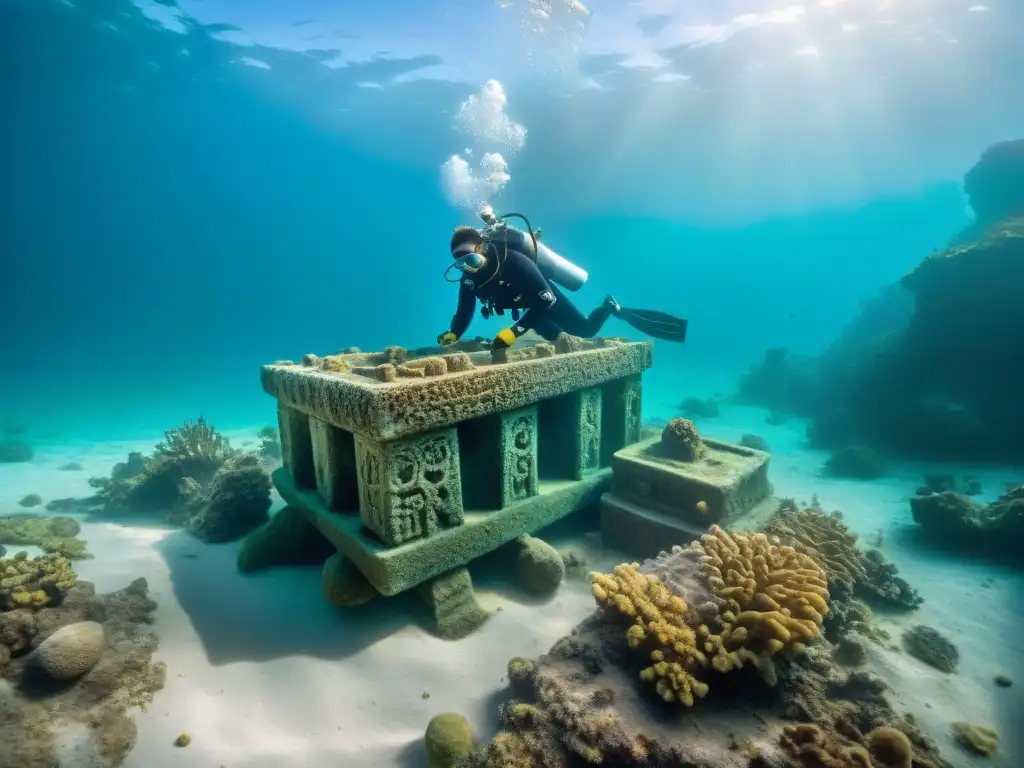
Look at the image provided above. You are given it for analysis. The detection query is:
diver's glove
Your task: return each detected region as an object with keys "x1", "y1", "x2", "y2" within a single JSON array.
[
  {"x1": 492, "y1": 328, "x2": 518, "y2": 350},
  {"x1": 438, "y1": 331, "x2": 458, "y2": 347}
]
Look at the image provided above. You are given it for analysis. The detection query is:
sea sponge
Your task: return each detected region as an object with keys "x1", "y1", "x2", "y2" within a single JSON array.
[
  {"x1": 660, "y1": 418, "x2": 706, "y2": 462},
  {"x1": 33, "y1": 620, "x2": 106, "y2": 680},
  {"x1": 0, "y1": 551, "x2": 77, "y2": 610},
  {"x1": 591, "y1": 563, "x2": 710, "y2": 705},
  {"x1": 425, "y1": 712, "x2": 476, "y2": 768},
  {"x1": 697, "y1": 525, "x2": 829, "y2": 679},
  {"x1": 321, "y1": 355, "x2": 348, "y2": 373},
  {"x1": 867, "y1": 726, "x2": 914, "y2": 767}
]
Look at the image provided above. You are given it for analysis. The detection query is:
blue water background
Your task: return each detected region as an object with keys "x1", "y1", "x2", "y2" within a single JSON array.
[{"x1": 2, "y1": 0, "x2": 1020, "y2": 443}]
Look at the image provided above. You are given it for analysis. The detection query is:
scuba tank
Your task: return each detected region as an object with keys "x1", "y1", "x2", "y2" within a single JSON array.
[{"x1": 478, "y1": 205, "x2": 589, "y2": 292}]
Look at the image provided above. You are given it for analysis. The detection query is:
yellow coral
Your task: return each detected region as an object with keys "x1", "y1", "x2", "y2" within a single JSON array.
[
  {"x1": 591, "y1": 564, "x2": 710, "y2": 706},
  {"x1": 697, "y1": 526, "x2": 829, "y2": 676},
  {"x1": 0, "y1": 551, "x2": 77, "y2": 610}
]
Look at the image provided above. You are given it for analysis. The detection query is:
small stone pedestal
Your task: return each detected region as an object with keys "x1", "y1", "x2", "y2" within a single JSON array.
[{"x1": 601, "y1": 418, "x2": 775, "y2": 557}]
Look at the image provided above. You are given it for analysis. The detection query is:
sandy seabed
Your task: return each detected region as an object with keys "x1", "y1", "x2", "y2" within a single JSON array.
[{"x1": 1, "y1": 405, "x2": 1022, "y2": 768}]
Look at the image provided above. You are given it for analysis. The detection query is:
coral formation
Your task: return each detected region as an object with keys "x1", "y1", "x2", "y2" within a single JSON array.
[
  {"x1": 0, "y1": 515, "x2": 92, "y2": 560},
  {"x1": 186, "y1": 454, "x2": 272, "y2": 543},
  {"x1": 952, "y1": 722, "x2": 998, "y2": 756},
  {"x1": 467, "y1": 533, "x2": 945, "y2": 768},
  {"x1": 910, "y1": 485, "x2": 1024, "y2": 552},
  {"x1": 19, "y1": 494, "x2": 42, "y2": 508},
  {"x1": 0, "y1": 552, "x2": 77, "y2": 610},
  {"x1": 592, "y1": 526, "x2": 830, "y2": 706},
  {"x1": 33, "y1": 620, "x2": 106, "y2": 680},
  {"x1": 901, "y1": 625, "x2": 958, "y2": 673},
  {"x1": 79, "y1": 418, "x2": 274, "y2": 544},
  {"x1": 766, "y1": 500, "x2": 923, "y2": 613},
  {"x1": 660, "y1": 417, "x2": 706, "y2": 462},
  {"x1": 0, "y1": 576, "x2": 165, "y2": 767}
]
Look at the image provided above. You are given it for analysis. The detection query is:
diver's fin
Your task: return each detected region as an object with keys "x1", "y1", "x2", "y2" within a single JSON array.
[{"x1": 617, "y1": 307, "x2": 688, "y2": 343}]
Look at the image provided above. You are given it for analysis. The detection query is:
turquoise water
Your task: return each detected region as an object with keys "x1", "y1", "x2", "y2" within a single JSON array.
[{"x1": 2, "y1": 1, "x2": 1023, "y2": 767}]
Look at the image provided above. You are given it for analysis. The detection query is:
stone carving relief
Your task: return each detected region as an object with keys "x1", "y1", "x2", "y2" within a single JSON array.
[
  {"x1": 357, "y1": 431, "x2": 463, "y2": 546},
  {"x1": 505, "y1": 412, "x2": 536, "y2": 501},
  {"x1": 580, "y1": 389, "x2": 602, "y2": 471}
]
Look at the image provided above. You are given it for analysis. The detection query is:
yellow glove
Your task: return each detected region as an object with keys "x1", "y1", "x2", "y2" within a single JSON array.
[
  {"x1": 438, "y1": 331, "x2": 458, "y2": 347},
  {"x1": 492, "y1": 328, "x2": 517, "y2": 349}
]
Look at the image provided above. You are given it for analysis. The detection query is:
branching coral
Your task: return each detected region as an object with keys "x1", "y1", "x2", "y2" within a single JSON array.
[
  {"x1": 154, "y1": 416, "x2": 232, "y2": 464},
  {"x1": 1, "y1": 552, "x2": 77, "y2": 610},
  {"x1": 592, "y1": 564, "x2": 710, "y2": 705}
]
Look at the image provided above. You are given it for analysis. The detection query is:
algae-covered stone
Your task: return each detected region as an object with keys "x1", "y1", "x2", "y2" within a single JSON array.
[
  {"x1": 424, "y1": 712, "x2": 475, "y2": 768},
  {"x1": 322, "y1": 553, "x2": 378, "y2": 607},
  {"x1": 515, "y1": 535, "x2": 564, "y2": 595},
  {"x1": 34, "y1": 621, "x2": 106, "y2": 680}
]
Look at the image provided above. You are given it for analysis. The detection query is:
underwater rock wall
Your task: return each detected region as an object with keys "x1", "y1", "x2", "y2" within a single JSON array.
[{"x1": 735, "y1": 141, "x2": 1024, "y2": 462}]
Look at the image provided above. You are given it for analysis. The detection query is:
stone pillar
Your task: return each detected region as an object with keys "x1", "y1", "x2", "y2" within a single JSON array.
[
  {"x1": 459, "y1": 406, "x2": 539, "y2": 511},
  {"x1": 309, "y1": 417, "x2": 359, "y2": 512},
  {"x1": 539, "y1": 387, "x2": 602, "y2": 480},
  {"x1": 354, "y1": 427, "x2": 465, "y2": 547},
  {"x1": 601, "y1": 375, "x2": 643, "y2": 466},
  {"x1": 278, "y1": 404, "x2": 316, "y2": 489}
]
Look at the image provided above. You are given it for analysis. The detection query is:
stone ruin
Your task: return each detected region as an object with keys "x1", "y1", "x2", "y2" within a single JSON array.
[
  {"x1": 259, "y1": 335, "x2": 651, "y2": 637},
  {"x1": 601, "y1": 417, "x2": 777, "y2": 557}
]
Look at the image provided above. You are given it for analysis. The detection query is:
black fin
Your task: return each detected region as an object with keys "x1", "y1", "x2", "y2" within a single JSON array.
[{"x1": 617, "y1": 307, "x2": 688, "y2": 343}]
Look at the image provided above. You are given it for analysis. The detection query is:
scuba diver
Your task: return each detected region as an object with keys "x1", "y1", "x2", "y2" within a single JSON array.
[{"x1": 437, "y1": 206, "x2": 689, "y2": 350}]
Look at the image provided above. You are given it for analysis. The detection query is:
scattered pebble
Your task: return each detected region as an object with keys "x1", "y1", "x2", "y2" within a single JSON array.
[
  {"x1": 174, "y1": 733, "x2": 191, "y2": 747},
  {"x1": 422, "y1": 691, "x2": 430, "y2": 699},
  {"x1": 994, "y1": 674, "x2": 1012, "y2": 687}
]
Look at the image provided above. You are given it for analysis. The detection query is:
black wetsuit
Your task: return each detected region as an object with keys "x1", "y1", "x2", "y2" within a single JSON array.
[{"x1": 449, "y1": 239, "x2": 615, "y2": 342}]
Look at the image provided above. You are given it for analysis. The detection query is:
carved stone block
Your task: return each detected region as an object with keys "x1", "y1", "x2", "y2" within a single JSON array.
[{"x1": 354, "y1": 428, "x2": 464, "y2": 546}]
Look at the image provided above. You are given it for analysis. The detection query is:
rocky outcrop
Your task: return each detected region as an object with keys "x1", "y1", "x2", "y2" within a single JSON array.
[{"x1": 735, "y1": 142, "x2": 1024, "y2": 462}]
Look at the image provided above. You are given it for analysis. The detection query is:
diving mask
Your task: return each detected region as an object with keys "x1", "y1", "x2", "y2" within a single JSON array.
[{"x1": 452, "y1": 251, "x2": 487, "y2": 273}]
